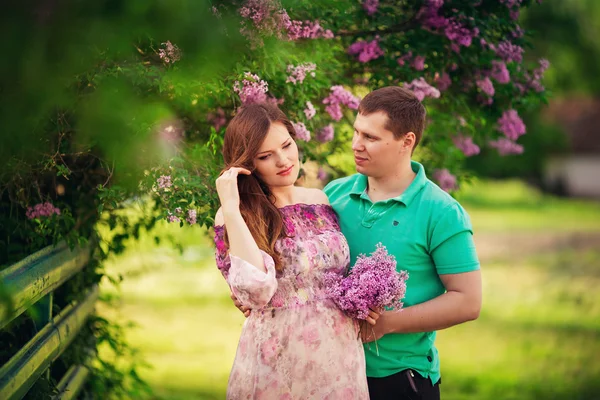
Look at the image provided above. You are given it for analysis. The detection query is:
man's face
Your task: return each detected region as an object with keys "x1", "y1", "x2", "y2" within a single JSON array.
[{"x1": 352, "y1": 111, "x2": 414, "y2": 178}]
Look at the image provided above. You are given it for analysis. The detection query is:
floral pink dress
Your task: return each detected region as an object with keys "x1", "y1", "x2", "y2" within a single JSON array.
[{"x1": 214, "y1": 203, "x2": 369, "y2": 400}]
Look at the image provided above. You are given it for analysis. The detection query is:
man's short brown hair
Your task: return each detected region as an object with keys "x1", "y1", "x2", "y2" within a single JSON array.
[{"x1": 358, "y1": 86, "x2": 426, "y2": 148}]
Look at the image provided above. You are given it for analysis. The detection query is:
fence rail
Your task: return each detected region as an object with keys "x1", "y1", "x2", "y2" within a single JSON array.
[{"x1": 0, "y1": 242, "x2": 96, "y2": 400}]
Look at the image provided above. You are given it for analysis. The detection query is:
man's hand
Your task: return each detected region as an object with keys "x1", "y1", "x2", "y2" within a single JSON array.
[{"x1": 231, "y1": 292, "x2": 251, "y2": 317}]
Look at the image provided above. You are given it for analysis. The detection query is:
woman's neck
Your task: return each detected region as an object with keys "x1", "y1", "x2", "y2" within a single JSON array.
[{"x1": 270, "y1": 184, "x2": 298, "y2": 208}]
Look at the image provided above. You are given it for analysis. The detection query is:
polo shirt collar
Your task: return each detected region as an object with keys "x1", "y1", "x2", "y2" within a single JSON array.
[{"x1": 349, "y1": 161, "x2": 428, "y2": 206}]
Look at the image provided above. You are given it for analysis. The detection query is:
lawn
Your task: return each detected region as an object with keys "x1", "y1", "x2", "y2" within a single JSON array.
[{"x1": 99, "y1": 180, "x2": 600, "y2": 399}]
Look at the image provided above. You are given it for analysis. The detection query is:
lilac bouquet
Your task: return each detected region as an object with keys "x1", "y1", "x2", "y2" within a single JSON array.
[{"x1": 325, "y1": 243, "x2": 409, "y2": 320}]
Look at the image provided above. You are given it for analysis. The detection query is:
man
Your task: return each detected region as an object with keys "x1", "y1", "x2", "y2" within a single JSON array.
[{"x1": 323, "y1": 86, "x2": 481, "y2": 400}]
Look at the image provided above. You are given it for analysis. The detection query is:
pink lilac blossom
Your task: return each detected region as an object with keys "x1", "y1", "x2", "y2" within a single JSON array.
[
  {"x1": 174, "y1": 207, "x2": 182, "y2": 214},
  {"x1": 285, "y1": 19, "x2": 334, "y2": 40},
  {"x1": 186, "y1": 209, "x2": 197, "y2": 225},
  {"x1": 489, "y1": 138, "x2": 524, "y2": 155},
  {"x1": 207, "y1": 108, "x2": 227, "y2": 131},
  {"x1": 158, "y1": 120, "x2": 184, "y2": 144},
  {"x1": 491, "y1": 61, "x2": 510, "y2": 84},
  {"x1": 497, "y1": 109, "x2": 526, "y2": 140},
  {"x1": 286, "y1": 63, "x2": 317, "y2": 85},
  {"x1": 233, "y1": 72, "x2": 269, "y2": 105},
  {"x1": 363, "y1": 0, "x2": 379, "y2": 15},
  {"x1": 324, "y1": 243, "x2": 408, "y2": 320},
  {"x1": 512, "y1": 25, "x2": 525, "y2": 38},
  {"x1": 453, "y1": 135, "x2": 481, "y2": 157},
  {"x1": 304, "y1": 101, "x2": 316, "y2": 120},
  {"x1": 412, "y1": 56, "x2": 426, "y2": 71},
  {"x1": 317, "y1": 124, "x2": 335, "y2": 143},
  {"x1": 433, "y1": 169, "x2": 458, "y2": 192},
  {"x1": 477, "y1": 77, "x2": 495, "y2": 97},
  {"x1": 26, "y1": 202, "x2": 61, "y2": 220},
  {"x1": 317, "y1": 167, "x2": 327, "y2": 181},
  {"x1": 238, "y1": 0, "x2": 333, "y2": 41},
  {"x1": 403, "y1": 78, "x2": 441, "y2": 102},
  {"x1": 348, "y1": 38, "x2": 385, "y2": 63},
  {"x1": 496, "y1": 40, "x2": 524, "y2": 63},
  {"x1": 529, "y1": 59, "x2": 550, "y2": 92},
  {"x1": 435, "y1": 72, "x2": 452, "y2": 91},
  {"x1": 167, "y1": 214, "x2": 181, "y2": 223},
  {"x1": 445, "y1": 20, "x2": 479, "y2": 47},
  {"x1": 158, "y1": 41, "x2": 181, "y2": 64},
  {"x1": 157, "y1": 175, "x2": 172, "y2": 189},
  {"x1": 396, "y1": 51, "x2": 413, "y2": 66},
  {"x1": 419, "y1": 0, "x2": 447, "y2": 30},
  {"x1": 322, "y1": 86, "x2": 360, "y2": 121},
  {"x1": 292, "y1": 122, "x2": 311, "y2": 141}
]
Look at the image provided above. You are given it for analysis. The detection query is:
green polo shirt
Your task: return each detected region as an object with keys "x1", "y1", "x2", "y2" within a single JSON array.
[{"x1": 324, "y1": 161, "x2": 480, "y2": 383}]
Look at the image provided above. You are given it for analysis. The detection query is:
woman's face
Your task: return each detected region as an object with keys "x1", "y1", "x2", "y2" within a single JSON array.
[{"x1": 253, "y1": 122, "x2": 300, "y2": 188}]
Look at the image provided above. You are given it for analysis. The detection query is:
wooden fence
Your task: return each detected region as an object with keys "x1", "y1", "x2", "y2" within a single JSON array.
[{"x1": 0, "y1": 241, "x2": 96, "y2": 399}]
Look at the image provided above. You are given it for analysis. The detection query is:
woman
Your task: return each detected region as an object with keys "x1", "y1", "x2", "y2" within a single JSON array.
[{"x1": 213, "y1": 102, "x2": 372, "y2": 399}]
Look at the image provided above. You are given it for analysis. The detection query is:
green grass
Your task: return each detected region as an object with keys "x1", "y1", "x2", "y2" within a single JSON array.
[
  {"x1": 100, "y1": 180, "x2": 600, "y2": 399},
  {"x1": 458, "y1": 179, "x2": 600, "y2": 232}
]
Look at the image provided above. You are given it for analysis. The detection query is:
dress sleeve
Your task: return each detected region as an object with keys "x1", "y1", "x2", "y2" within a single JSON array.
[{"x1": 213, "y1": 225, "x2": 278, "y2": 309}]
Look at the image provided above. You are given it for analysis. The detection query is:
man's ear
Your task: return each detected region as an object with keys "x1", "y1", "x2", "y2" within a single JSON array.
[{"x1": 403, "y1": 132, "x2": 416, "y2": 151}]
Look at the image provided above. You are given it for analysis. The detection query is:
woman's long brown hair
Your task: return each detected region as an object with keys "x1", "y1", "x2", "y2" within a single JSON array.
[{"x1": 220, "y1": 103, "x2": 297, "y2": 271}]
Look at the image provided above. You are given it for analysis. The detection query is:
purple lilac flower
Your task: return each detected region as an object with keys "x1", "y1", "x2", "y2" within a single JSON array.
[
  {"x1": 325, "y1": 243, "x2": 409, "y2": 320},
  {"x1": 233, "y1": 72, "x2": 269, "y2": 105},
  {"x1": 158, "y1": 41, "x2": 181, "y2": 64},
  {"x1": 529, "y1": 59, "x2": 550, "y2": 92},
  {"x1": 477, "y1": 77, "x2": 495, "y2": 97},
  {"x1": 396, "y1": 51, "x2": 413, "y2": 66},
  {"x1": 286, "y1": 63, "x2": 317, "y2": 85},
  {"x1": 453, "y1": 135, "x2": 480, "y2": 157},
  {"x1": 433, "y1": 169, "x2": 458, "y2": 192},
  {"x1": 186, "y1": 209, "x2": 197, "y2": 225},
  {"x1": 512, "y1": 25, "x2": 525, "y2": 38},
  {"x1": 292, "y1": 122, "x2": 311, "y2": 141},
  {"x1": 317, "y1": 167, "x2": 327, "y2": 181},
  {"x1": 285, "y1": 18, "x2": 334, "y2": 40},
  {"x1": 167, "y1": 215, "x2": 181, "y2": 223},
  {"x1": 496, "y1": 40, "x2": 524, "y2": 63},
  {"x1": 322, "y1": 86, "x2": 360, "y2": 121},
  {"x1": 157, "y1": 175, "x2": 173, "y2": 189},
  {"x1": 403, "y1": 78, "x2": 441, "y2": 102},
  {"x1": 435, "y1": 72, "x2": 452, "y2": 91},
  {"x1": 489, "y1": 138, "x2": 524, "y2": 155},
  {"x1": 26, "y1": 202, "x2": 61, "y2": 220},
  {"x1": 304, "y1": 101, "x2": 316, "y2": 120},
  {"x1": 363, "y1": 0, "x2": 379, "y2": 15},
  {"x1": 445, "y1": 20, "x2": 478, "y2": 47},
  {"x1": 347, "y1": 38, "x2": 385, "y2": 63},
  {"x1": 207, "y1": 108, "x2": 227, "y2": 131},
  {"x1": 317, "y1": 124, "x2": 334, "y2": 143},
  {"x1": 419, "y1": 0, "x2": 448, "y2": 30},
  {"x1": 497, "y1": 109, "x2": 526, "y2": 140},
  {"x1": 412, "y1": 56, "x2": 426, "y2": 71},
  {"x1": 491, "y1": 61, "x2": 510, "y2": 84}
]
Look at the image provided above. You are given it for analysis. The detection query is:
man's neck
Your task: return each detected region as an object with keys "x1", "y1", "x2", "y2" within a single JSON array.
[{"x1": 366, "y1": 161, "x2": 416, "y2": 203}]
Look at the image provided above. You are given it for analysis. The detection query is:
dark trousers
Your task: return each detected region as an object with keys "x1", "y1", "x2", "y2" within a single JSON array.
[{"x1": 367, "y1": 370, "x2": 441, "y2": 400}]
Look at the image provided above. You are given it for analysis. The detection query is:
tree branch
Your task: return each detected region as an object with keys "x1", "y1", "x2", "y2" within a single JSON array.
[{"x1": 335, "y1": 19, "x2": 418, "y2": 38}]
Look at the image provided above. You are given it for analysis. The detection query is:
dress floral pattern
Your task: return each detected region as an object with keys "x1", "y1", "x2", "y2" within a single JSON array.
[{"x1": 214, "y1": 203, "x2": 369, "y2": 400}]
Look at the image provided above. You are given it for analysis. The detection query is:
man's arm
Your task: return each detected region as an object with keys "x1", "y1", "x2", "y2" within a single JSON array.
[
  {"x1": 364, "y1": 225, "x2": 482, "y2": 341},
  {"x1": 371, "y1": 270, "x2": 481, "y2": 338}
]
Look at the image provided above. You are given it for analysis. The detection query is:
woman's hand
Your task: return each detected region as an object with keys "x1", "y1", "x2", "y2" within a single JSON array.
[
  {"x1": 216, "y1": 167, "x2": 251, "y2": 215},
  {"x1": 366, "y1": 308, "x2": 381, "y2": 326}
]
